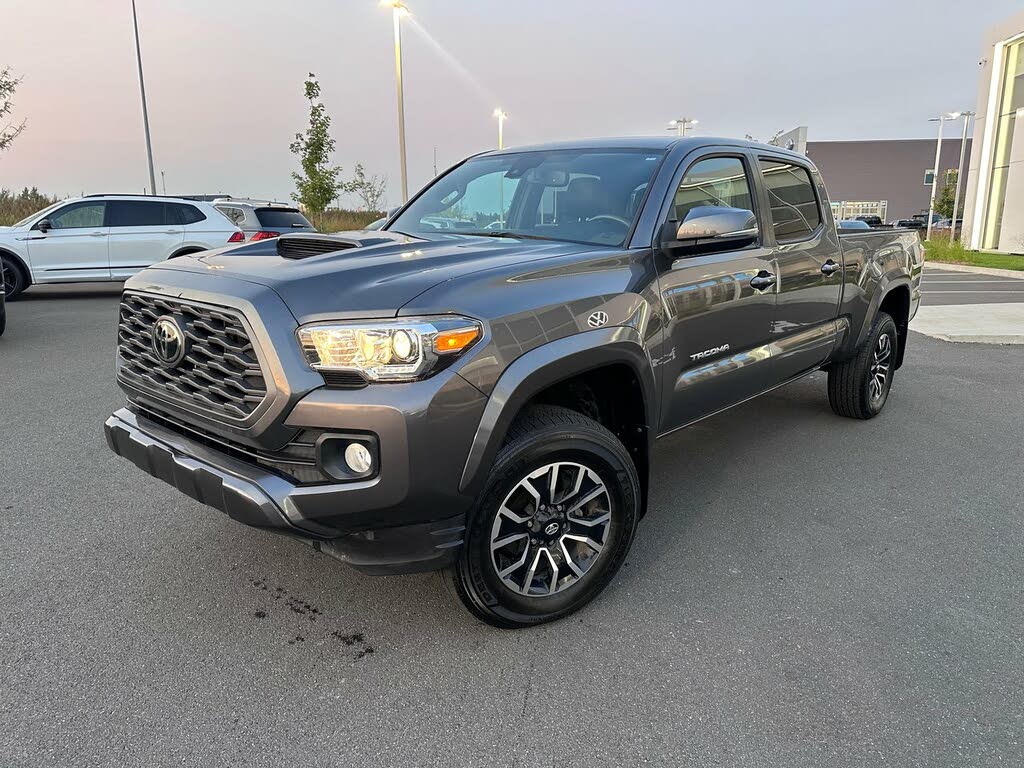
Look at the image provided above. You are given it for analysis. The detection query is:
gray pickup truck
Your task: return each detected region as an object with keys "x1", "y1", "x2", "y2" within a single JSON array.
[{"x1": 104, "y1": 137, "x2": 923, "y2": 628}]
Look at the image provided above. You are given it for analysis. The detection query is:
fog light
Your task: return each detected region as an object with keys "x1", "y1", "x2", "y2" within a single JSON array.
[{"x1": 344, "y1": 442, "x2": 373, "y2": 474}]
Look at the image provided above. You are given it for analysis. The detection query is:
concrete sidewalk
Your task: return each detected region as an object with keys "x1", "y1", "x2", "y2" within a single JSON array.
[
  {"x1": 911, "y1": 303, "x2": 1024, "y2": 344},
  {"x1": 923, "y1": 262, "x2": 1024, "y2": 280}
]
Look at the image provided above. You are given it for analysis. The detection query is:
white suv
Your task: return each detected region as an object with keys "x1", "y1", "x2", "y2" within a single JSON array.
[{"x1": 0, "y1": 195, "x2": 243, "y2": 299}]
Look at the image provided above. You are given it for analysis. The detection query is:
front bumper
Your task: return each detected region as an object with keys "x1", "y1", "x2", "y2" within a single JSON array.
[{"x1": 104, "y1": 408, "x2": 467, "y2": 574}]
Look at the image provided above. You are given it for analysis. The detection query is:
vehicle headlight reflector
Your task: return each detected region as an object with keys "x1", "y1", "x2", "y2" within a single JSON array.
[{"x1": 297, "y1": 316, "x2": 481, "y2": 382}]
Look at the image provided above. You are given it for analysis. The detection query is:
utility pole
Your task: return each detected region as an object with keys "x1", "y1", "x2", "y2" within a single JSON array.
[
  {"x1": 131, "y1": 0, "x2": 157, "y2": 196},
  {"x1": 160, "y1": 169, "x2": 166, "y2": 196}
]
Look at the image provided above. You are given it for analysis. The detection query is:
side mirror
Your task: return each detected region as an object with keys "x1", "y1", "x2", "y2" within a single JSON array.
[
  {"x1": 36, "y1": 218, "x2": 52, "y2": 233},
  {"x1": 673, "y1": 206, "x2": 757, "y2": 245}
]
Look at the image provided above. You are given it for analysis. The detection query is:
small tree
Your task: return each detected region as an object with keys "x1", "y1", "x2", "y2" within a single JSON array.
[
  {"x1": 344, "y1": 163, "x2": 388, "y2": 212},
  {"x1": 289, "y1": 74, "x2": 342, "y2": 226},
  {"x1": 1, "y1": 67, "x2": 26, "y2": 153},
  {"x1": 934, "y1": 169, "x2": 959, "y2": 219}
]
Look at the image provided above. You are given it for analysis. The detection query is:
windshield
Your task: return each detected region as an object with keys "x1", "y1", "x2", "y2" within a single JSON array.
[
  {"x1": 13, "y1": 200, "x2": 66, "y2": 228},
  {"x1": 389, "y1": 149, "x2": 665, "y2": 247}
]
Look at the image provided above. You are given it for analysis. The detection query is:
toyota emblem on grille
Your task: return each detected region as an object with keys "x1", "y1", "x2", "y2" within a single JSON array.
[
  {"x1": 587, "y1": 311, "x2": 608, "y2": 328},
  {"x1": 152, "y1": 316, "x2": 187, "y2": 367}
]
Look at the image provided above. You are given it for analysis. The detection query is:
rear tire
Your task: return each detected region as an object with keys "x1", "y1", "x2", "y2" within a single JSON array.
[
  {"x1": 1, "y1": 255, "x2": 27, "y2": 300},
  {"x1": 447, "y1": 405, "x2": 640, "y2": 629},
  {"x1": 827, "y1": 311, "x2": 898, "y2": 419}
]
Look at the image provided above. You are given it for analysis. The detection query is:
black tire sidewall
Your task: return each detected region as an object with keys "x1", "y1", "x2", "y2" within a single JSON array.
[
  {"x1": 1, "y1": 256, "x2": 25, "y2": 300},
  {"x1": 459, "y1": 426, "x2": 639, "y2": 627}
]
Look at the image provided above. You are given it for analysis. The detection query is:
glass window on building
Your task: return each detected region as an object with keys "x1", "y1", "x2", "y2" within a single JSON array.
[{"x1": 982, "y1": 37, "x2": 1024, "y2": 250}]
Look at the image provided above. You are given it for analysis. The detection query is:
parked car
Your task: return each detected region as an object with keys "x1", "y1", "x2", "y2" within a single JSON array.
[
  {"x1": 893, "y1": 218, "x2": 926, "y2": 230},
  {"x1": 855, "y1": 215, "x2": 883, "y2": 228},
  {"x1": 104, "y1": 136, "x2": 923, "y2": 627},
  {"x1": 213, "y1": 199, "x2": 315, "y2": 241},
  {"x1": 837, "y1": 219, "x2": 872, "y2": 230},
  {"x1": 0, "y1": 195, "x2": 243, "y2": 299}
]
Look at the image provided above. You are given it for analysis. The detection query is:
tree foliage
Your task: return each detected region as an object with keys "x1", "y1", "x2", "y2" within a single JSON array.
[
  {"x1": 1, "y1": 67, "x2": 26, "y2": 153},
  {"x1": 289, "y1": 74, "x2": 342, "y2": 225},
  {"x1": 344, "y1": 163, "x2": 388, "y2": 211},
  {"x1": 0, "y1": 187, "x2": 61, "y2": 226},
  {"x1": 934, "y1": 170, "x2": 959, "y2": 219}
]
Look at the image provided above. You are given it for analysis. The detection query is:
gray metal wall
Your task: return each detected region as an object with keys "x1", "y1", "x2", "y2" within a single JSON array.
[{"x1": 807, "y1": 139, "x2": 971, "y2": 221}]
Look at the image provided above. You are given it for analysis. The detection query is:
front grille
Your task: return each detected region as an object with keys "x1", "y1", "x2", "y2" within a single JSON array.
[
  {"x1": 118, "y1": 292, "x2": 268, "y2": 421},
  {"x1": 133, "y1": 405, "x2": 330, "y2": 485}
]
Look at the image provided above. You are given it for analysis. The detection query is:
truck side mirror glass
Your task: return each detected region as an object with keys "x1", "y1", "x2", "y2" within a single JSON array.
[{"x1": 675, "y1": 206, "x2": 757, "y2": 244}]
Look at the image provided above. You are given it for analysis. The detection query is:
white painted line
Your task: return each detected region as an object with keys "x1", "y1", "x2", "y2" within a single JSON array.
[
  {"x1": 924, "y1": 290, "x2": 1024, "y2": 293},
  {"x1": 923, "y1": 279, "x2": 1024, "y2": 284}
]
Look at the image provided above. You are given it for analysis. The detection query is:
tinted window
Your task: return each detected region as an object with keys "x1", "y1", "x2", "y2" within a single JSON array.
[
  {"x1": 108, "y1": 201, "x2": 171, "y2": 227},
  {"x1": 174, "y1": 204, "x2": 206, "y2": 224},
  {"x1": 759, "y1": 160, "x2": 822, "y2": 241},
  {"x1": 47, "y1": 202, "x2": 105, "y2": 229},
  {"x1": 255, "y1": 208, "x2": 313, "y2": 228},
  {"x1": 674, "y1": 157, "x2": 753, "y2": 223}
]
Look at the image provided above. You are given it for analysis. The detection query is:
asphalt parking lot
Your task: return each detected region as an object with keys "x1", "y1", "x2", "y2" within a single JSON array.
[
  {"x1": 921, "y1": 265, "x2": 1024, "y2": 305},
  {"x1": 2, "y1": 284, "x2": 1022, "y2": 767}
]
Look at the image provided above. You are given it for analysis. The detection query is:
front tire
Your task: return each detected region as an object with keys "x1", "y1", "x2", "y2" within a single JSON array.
[
  {"x1": 827, "y1": 311, "x2": 898, "y2": 419},
  {"x1": 448, "y1": 405, "x2": 640, "y2": 628},
  {"x1": 1, "y1": 255, "x2": 27, "y2": 300}
]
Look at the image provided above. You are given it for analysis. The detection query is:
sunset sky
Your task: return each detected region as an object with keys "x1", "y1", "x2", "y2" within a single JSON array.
[{"x1": 1, "y1": 0, "x2": 1020, "y2": 207}]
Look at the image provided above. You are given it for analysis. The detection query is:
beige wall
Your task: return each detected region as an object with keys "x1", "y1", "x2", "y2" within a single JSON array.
[{"x1": 962, "y1": 10, "x2": 1024, "y2": 252}]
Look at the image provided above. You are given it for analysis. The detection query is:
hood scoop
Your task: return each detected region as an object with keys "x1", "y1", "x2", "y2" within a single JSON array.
[{"x1": 276, "y1": 232, "x2": 394, "y2": 260}]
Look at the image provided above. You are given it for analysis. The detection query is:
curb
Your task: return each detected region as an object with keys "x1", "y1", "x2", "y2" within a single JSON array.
[
  {"x1": 915, "y1": 331, "x2": 1024, "y2": 345},
  {"x1": 924, "y1": 262, "x2": 1024, "y2": 279}
]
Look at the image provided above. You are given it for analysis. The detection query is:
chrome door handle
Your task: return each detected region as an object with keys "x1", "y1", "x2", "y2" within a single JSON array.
[
  {"x1": 165, "y1": 229, "x2": 179, "y2": 234},
  {"x1": 750, "y1": 272, "x2": 776, "y2": 291},
  {"x1": 89, "y1": 231, "x2": 106, "y2": 237},
  {"x1": 821, "y1": 260, "x2": 842, "y2": 276}
]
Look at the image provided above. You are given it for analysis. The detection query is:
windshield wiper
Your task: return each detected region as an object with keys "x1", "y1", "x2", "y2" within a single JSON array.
[{"x1": 458, "y1": 230, "x2": 554, "y2": 241}]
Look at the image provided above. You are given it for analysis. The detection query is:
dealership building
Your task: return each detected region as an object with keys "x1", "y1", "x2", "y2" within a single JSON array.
[
  {"x1": 806, "y1": 138, "x2": 971, "y2": 223},
  {"x1": 961, "y1": 10, "x2": 1024, "y2": 253}
]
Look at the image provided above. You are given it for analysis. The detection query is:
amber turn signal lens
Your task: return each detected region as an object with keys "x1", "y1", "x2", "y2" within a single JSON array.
[{"x1": 434, "y1": 328, "x2": 479, "y2": 354}]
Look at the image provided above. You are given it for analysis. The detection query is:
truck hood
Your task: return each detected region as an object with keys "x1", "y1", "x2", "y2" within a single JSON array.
[{"x1": 141, "y1": 231, "x2": 587, "y2": 323}]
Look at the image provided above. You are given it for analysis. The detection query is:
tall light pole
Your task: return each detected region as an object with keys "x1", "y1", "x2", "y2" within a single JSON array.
[
  {"x1": 493, "y1": 108, "x2": 508, "y2": 150},
  {"x1": 950, "y1": 111, "x2": 974, "y2": 241},
  {"x1": 131, "y1": 0, "x2": 157, "y2": 196},
  {"x1": 926, "y1": 112, "x2": 960, "y2": 241},
  {"x1": 668, "y1": 117, "x2": 698, "y2": 137},
  {"x1": 383, "y1": 1, "x2": 410, "y2": 203}
]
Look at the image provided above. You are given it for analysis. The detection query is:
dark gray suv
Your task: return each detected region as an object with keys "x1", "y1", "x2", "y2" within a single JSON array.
[{"x1": 105, "y1": 137, "x2": 922, "y2": 627}]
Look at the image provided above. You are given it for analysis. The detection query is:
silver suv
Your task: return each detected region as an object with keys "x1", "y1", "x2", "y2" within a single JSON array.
[{"x1": 213, "y1": 199, "x2": 315, "y2": 241}]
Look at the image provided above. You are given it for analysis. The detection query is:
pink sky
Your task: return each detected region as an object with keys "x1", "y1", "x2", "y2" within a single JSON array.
[{"x1": 1, "y1": 0, "x2": 1019, "y2": 207}]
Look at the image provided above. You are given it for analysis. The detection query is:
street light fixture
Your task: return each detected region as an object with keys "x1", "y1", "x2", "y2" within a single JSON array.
[
  {"x1": 493, "y1": 108, "x2": 508, "y2": 150},
  {"x1": 667, "y1": 117, "x2": 698, "y2": 137},
  {"x1": 926, "y1": 112, "x2": 961, "y2": 241},
  {"x1": 950, "y1": 111, "x2": 975, "y2": 241},
  {"x1": 382, "y1": 1, "x2": 410, "y2": 203}
]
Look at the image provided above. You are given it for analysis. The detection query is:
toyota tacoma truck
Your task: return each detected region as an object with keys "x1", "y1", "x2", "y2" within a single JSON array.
[{"x1": 104, "y1": 137, "x2": 923, "y2": 628}]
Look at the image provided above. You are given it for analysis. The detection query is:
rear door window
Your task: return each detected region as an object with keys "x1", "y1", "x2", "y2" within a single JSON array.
[
  {"x1": 255, "y1": 208, "x2": 313, "y2": 229},
  {"x1": 108, "y1": 201, "x2": 173, "y2": 227},
  {"x1": 758, "y1": 160, "x2": 822, "y2": 242}
]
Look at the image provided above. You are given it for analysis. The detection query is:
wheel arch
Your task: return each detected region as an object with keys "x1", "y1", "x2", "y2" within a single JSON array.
[
  {"x1": 168, "y1": 246, "x2": 208, "y2": 260},
  {"x1": 877, "y1": 283, "x2": 911, "y2": 369},
  {"x1": 459, "y1": 326, "x2": 656, "y2": 514},
  {"x1": 0, "y1": 247, "x2": 32, "y2": 287}
]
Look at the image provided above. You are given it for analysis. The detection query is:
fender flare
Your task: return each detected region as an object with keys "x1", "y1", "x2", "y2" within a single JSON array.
[
  {"x1": 854, "y1": 271, "x2": 912, "y2": 351},
  {"x1": 0, "y1": 247, "x2": 33, "y2": 286},
  {"x1": 458, "y1": 325, "x2": 656, "y2": 496}
]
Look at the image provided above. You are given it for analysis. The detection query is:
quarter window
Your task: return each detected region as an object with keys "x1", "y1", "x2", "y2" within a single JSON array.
[
  {"x1": 47, "y1": 202, "x2": 105, "y2": 229},
  {"x1": 174, "y1": 204, "x2": 206, "y2": 225},
  {"x1": 759, "y1": 160, "x2": 822, "y2": 241},
  {"x1": 674, "y1": 157, "x2": 753, "y2": 223}
]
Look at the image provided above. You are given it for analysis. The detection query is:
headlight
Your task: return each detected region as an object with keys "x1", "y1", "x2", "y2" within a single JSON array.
[{"x1": 296, "y1": 316, "x2": 482, "y2": 382}]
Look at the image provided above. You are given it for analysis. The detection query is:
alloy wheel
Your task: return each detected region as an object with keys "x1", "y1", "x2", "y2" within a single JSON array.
[
  {"x1": 489, "y1": 461, "x2": 612, "y2": 597},
  {"x1": 869, "y1": 332, "x2": 892, "y2": 402}
]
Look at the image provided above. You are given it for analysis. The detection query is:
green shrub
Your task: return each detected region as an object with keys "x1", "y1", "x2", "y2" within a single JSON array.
[
  {"x1": 0, "y1": 187, "x2": 61, "y2": 226},
  {"x1": 319, "y1": 208, "x2": 385, "y2": 232}
]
